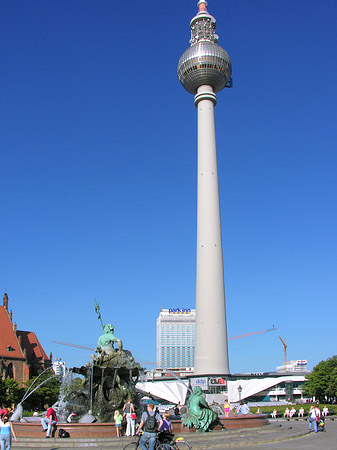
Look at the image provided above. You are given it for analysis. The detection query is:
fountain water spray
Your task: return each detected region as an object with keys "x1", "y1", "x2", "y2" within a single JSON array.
[{"x1": 11, "y1": 362, "x2": 64, "y2": 422}]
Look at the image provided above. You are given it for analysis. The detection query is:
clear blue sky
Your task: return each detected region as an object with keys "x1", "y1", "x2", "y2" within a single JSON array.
[{"x1": 1, "y1": 0, "x2": 336, "y2": 374}]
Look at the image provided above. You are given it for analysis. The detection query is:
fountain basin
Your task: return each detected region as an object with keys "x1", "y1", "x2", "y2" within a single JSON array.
[
  {"x1": 13, "y1": 415, "x2": 268, "y2": 438},
  {"x1": 13, "y1": 421, "x2": 115, "y2": 438}
]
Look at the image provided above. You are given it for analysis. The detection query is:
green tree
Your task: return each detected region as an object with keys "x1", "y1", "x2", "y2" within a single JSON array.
[
  {"x1": 303, "y1": 355, "x2": 337, "y2": 401},
  {"x1": 5, "y1": 379, "x2": 24, "y2": 407},
  {"x1": 0, "y1": 379, "x2": 7, "y2": 407},
  {"x1": 22, "y1": 371, "x2": 60, "y2": 411},
  {"x1": 327, "y1": 367, "x2": 337, "y2": 399},
  {"x1": 63, "y1": 376, "x2": 83, "y2": 397}
]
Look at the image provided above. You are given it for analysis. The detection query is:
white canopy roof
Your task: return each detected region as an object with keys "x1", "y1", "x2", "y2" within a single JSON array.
[
  {"x1": 136, "y1": 380, "x2": 189, "y2": 405},
  {"x1": 137, "y1": 374, "x2": 306, "y2": 405},
  {"x1": 228, "y1": 375, "x2": 306, "y2": 403}
]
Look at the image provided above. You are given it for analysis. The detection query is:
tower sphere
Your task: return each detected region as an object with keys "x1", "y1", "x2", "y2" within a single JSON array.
[{"x1": 178, "y1": 41, "x2": 232, "y2": 94}]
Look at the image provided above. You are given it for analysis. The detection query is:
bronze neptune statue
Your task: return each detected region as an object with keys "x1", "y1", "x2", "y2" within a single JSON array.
[{"x1": 183, "y1": 386, "x2": 219, "y2": 432}]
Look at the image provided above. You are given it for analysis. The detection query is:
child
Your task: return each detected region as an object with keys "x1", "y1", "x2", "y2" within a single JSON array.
[
  {"x1": 158, "y1": 413, "x2": 173, "y2": 443},
  {"x1": 67, "y1": 411, "x2": 77, "y2": 423},
  {"x1": 114, "y1": 410, "x2": 122, "y2": 437},
  {"x1": 0, "y1": 414, "x2": 17, "y2": 450},
  {"x1": 224, "y1": 399, "x2": 230, "y2": 418}
]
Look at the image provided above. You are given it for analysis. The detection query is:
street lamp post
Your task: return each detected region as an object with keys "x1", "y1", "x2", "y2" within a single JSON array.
[{"x1": 238, "y1": 384, "x2": 242, "y2": 401}]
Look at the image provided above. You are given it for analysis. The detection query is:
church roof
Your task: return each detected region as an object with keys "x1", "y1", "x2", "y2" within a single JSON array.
[
  {"x1": 16, "y1": 330, "x2": 49, "y2": 363},
  {"x1": 0, "y1": 305, "x2": 25, "y2": 359}
]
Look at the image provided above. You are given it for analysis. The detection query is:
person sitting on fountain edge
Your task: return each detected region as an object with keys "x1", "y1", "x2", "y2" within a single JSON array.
[
  {"x1": 41, "y1": 404, "x2": 57, "y2": 438},
  {"x1": 136, "y1": 403, "x2": 163, "y2": 450}
]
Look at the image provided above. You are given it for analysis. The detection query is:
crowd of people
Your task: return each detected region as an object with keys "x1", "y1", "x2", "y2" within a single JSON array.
[
  {"x1": 269, "y1": 402, "x2": 330, "y2": 433},
  {"x1": 112, "y1": 400, "x2": 185, "y2": 442},
  {"x1": 112, "y1": 396, "x2": 252, "y2": 445},
  {"x1": 3, "y1": 395, "x2": 332, "y2": 447},
  {"x1": 35, "y1": 398, "x2": 184, "y2": 442},
  {"x1": 278, "y1": 404, "x2": 330, "y2": 420},
  {"x1": 136, "y1": 403, "x2": 180, "y2": 450}
]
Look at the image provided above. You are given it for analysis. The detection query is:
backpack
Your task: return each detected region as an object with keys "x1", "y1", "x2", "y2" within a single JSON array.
[
  {"x1": 58, "y1": 429, "x2": 70, "y2": 438},
  {"x1": 143, "y1": 411, "x2": 158, "y2": 433}
]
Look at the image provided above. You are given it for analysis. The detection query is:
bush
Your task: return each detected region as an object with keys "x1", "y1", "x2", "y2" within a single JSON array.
[{"x1": 250, "y1": 404, "x2": 335, "y2": 416}]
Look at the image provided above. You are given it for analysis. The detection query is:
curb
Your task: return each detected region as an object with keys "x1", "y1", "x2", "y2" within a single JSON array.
[{"x1": 12, "y1": 424, "x2": 311, "y2": 448}]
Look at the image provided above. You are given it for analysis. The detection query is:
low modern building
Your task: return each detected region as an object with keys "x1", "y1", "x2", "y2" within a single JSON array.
[
  {"x1": 0, "y1": 293, "x2": 52, "y2": 384},
  {"x1": 276, "y1": 360, "x2": 308, "y2": 373},
  {"x1": 222, "y1": 372, "x2": 308, "y2": 404},
  {"x1": 187, "y1": 365, "x2": 309, "y2": 404},
  {"x1": 140, "y1": 371, "x2": 309, "y2": 406}
]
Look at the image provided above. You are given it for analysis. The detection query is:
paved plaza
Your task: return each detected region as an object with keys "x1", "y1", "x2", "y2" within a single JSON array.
[{"x1": 10, "y1": 418, "x2": 337, "y2": 450}]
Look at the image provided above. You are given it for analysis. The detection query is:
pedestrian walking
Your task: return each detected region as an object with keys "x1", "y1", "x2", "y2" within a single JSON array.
[
  {"x1": 308, "y1": 405, "x2": 320, "y2": 433},
  {"x1": 123, "y1": 399, "x2": 136, "y2": 436}
]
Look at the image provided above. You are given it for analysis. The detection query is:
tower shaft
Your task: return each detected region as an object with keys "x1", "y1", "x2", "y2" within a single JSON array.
[
  {"x1": 194, "y1": 85, "x2": 229, "y2": 375},
  {"x1": 178, "y1": 1, "x2": 232, "y2": 377}
]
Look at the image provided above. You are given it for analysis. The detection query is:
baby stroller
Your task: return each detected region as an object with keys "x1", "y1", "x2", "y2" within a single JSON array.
[{"x1": 317, "y1": 416, "x2": 325, "y2": 432}]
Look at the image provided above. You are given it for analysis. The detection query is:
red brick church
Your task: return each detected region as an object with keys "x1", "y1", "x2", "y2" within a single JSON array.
[{"x1": 0, "y1": 293, "x2": 52, "y2": 384}]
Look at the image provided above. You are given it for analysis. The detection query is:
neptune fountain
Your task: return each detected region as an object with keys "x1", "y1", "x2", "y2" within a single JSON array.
[
  {"x1": 57, "y1": 301, "x2": 144, "y2": 422},
  {"x1": 13, "y1": 301, "x2": 144, "y2": 425}
]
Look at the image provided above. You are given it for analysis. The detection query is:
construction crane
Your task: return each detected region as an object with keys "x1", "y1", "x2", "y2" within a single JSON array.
[
  {"x1": 52, "y1": 341, "x2": 158, "y2": 368},
  {"x1": 52, "y1": 341, "x2": 95, "y2": 351},
  {"x1": 53, "y1": 327, "x2": 277, "y2": 353},
  {"x1": 228, "y1": 327, "x2": 277, "y2": 340},
  {"x1": 278, "y1": 336, "x2": 287, "y2": 372}
]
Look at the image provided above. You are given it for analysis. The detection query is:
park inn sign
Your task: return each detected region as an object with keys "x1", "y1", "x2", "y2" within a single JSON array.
[{"x1": 168, "y1": 308, "x2": 191, "y2": 314}]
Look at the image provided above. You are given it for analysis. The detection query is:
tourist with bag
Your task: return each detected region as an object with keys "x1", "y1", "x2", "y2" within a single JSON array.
[
  {"x1": 308, "y1": 405, "x2": 320, "y2": 433},
  {"x1": 123, "y1": 399, "x2": 136, "y2": 436},
  {"x1": 136, "y1": 403, "x2": 163, "y2": 450}
]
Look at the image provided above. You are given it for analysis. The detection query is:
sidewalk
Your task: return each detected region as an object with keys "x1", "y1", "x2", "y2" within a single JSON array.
[{"x1": 11, "y1": 419, "x2": 337, "y2": 450}]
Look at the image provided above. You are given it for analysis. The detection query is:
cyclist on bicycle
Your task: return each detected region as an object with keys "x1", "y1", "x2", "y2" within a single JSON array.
[{"x1": 136, "y1": 403, "x2": 163, "y2": 450}]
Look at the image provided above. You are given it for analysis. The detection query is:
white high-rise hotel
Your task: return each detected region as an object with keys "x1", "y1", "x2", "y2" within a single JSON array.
[{"x1": 157, "y1": 308, "x2": 196, "y2": 370}]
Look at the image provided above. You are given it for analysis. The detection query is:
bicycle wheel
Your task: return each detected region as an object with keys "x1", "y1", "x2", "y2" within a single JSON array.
[
  {"x1": 172, "y1": 439, "x2": 192, "y2": 450},
  {"x1": 123, "y1": 442, "x2": 139, "y2": 450},
  {"x1": 157, "y1": 443, "x2": 176, "y2": 450}
]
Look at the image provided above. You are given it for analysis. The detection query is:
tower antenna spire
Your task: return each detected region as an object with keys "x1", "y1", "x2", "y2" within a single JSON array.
[{"x1": 198, "y1": 0, "x2": 208, "y2": 13}]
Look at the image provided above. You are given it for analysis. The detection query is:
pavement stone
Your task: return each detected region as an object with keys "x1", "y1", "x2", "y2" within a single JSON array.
[{"x1": 11, "y1": 418, "x2": 337, "y2": 450}]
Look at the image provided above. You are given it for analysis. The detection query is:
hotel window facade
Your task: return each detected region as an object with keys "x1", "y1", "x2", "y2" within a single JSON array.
[{"x1": 156, "y1": 308, "x2": 195, "y2": 370}]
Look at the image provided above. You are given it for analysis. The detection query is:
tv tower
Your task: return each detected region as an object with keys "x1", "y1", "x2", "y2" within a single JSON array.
[{"x1": 177, "y1": 1, "x2": 232, "y2": 375}]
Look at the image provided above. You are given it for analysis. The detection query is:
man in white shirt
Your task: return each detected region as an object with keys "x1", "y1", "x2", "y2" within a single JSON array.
[{"x1": 240, "y1": 402, "x2": 250, "y2": 414}]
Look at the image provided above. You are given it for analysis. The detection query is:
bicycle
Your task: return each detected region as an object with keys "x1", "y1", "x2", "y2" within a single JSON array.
[
  {"x1": 166, "y1": 435, "x2": 192, "y2": 450},
  {"x1": 123, "y1": 431, "x2": 176, "y2": 450},
  {"x1": 152, "y1": 431, "x2": 192, "y2": 450}
]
